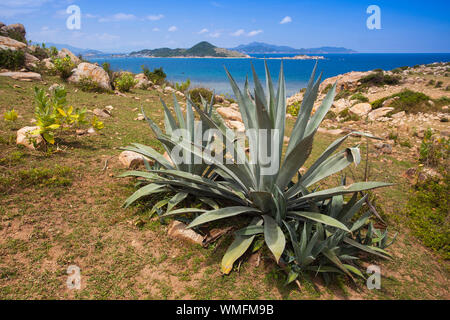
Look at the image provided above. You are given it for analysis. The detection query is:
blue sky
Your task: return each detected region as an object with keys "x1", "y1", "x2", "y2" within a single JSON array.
[{"x1": 0, "y1": 0, "x2": 449, "y2": 53}]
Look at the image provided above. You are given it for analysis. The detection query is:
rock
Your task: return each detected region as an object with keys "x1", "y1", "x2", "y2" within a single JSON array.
[
  {"x1": 428, "y1": 100, "x2": 435, "y2": 107},
  {"x1": 0, "y1": 23, "x2": 26, "y2": 41},
  {"x1": 87, "y1": 127, "x2": 96, "y2": 135},
  {"x1": 332, "y1": 99, "x2": 351, "y2": 114},
  {"x1": 104, "y1": 105, "x2": 114, "y2": 111},
  {"x1": 0, "y1": 71, "x2": 42, "y2": 81},
  {"x1": 133, "y1": 73, "x2": 151, "y2": 89},
  {"x1": 391, "y1": 111, "x2": 406, "y2": 119},
  {"x1": 320, "y1": 71, "x2": 373, "y2": 94},
  {"x1": 16, "y1": 126, "x2": 43, "y2": 150},
  {"x1": 368, "y1": 107, "x2": 394, "y2": 121},
  {"x1": 382, "y1": 96, "x2": 399, "y2": 108},
  {"x1": 24, "y1": 53, "x2": 39, "y2": 69},
  {"x1": 176, "y1": 91, "x2": 185, "y2": 97},
  {"x1": 214, "y1": 95, "x2": 225, "y2": 103},
  {"x1": 68, "y1": 63, "x2": 112, "y2": 91},
  {"x1": 168, "y1": 220, "x2": 204, "y2": 245},
  {"x1": 0, "y1": 35, "x2": 27, "y2": 50},
  {"x1": 42, "y1": 58, "x2": 54, "y2": 69},
  {"x1": 163, "y1": 151, "x2": 174, "y2": 166},
  {"x1": 119, "y1": 151, "x2": 149, "y2": 169},
  {"x1": 229, "y1": 103, "x2": 239, "y2": 111},
  {"x1": 57, "y1": 48, "x2": 81, "y2": 65},
  {"x1": 349, "y1": 103, "x2": 371, "y2": 117},
  {"x1": 164, "y1": 86, "x2": 175, "y2": 94},
  {"x1": 227, "y1": 120, "x2": 245, "y2": 132},
  {"x1": 134, "y1": 114, "x2": 145, "y2": 121},
  {"x1": 216, "y1": 107, "x2": 242, "y2": 122},
  {"x1": 93, "y1": 108, "x2": 111, "y2": 118},
  {"x1": 374, "y1": 142, "x2": 393, "y2": 154}
]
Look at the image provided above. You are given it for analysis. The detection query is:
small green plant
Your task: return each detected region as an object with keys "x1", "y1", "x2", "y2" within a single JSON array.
[
  {"x1": 91, "y1": 116, "x2": 104, "y2": 130},
  {"x1": 322, "y1": 83, "x2": 333, "y2": 95},
  {"x1": 78, "y1": 76, "x2": 106, "y2": 93},
  {"x1": 53, "y1": 56, "x2": 75, "y2": 80},
  {"x1": 287, "y1": 102, "x2": 301, "y2": 117},
  {"x1": 359, "y1": 71, "x2": 400, "y2": 88},
  {"x1": 371, "y1": 89, "x2": 433, "y2": 113},
  {"x1": 435, "y1": 81, "x2": 443, "y2": 88},
  {"x1": 175, "y1": 79, "x2": 191, "y2": 92},
  {"x1": 338, "y1": 108, "x2": 360, "y2": 122},
  {"x1": 0, "y1": 49, "x2": 25, "y2": 70},
  {"x1": 142, "y1": 65, "x2": 167, "y2": 85},
  {"x1": 102, "y1": 62, "x2": 117, "y2": 89},
  {"x1": 419, "y1": 129, "x2": 449, "y2": 167},
  {"x1": 114, "y1": 73, "x2": 137, "y2": 92},
  {"x1": 335, "y1": 89, "x2": 351, "y2": 100},
  {"x1": 350, "y1": 92, "x2": 369, "y2": 103},
  {"x1": 188, "y1": 87, "x2": 215, "y2": 105},
  {"x1": 3, "y1": 109, "x2": 18, "y2": 122},
  {"x1": 406, "y1": 172, "x2": 449, "y2": 259}
]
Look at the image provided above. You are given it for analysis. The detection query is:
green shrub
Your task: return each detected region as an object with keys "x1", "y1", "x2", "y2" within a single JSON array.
[
  {"x1": 435, "y1": 81, "x2": 443, "y2": 88},
  {"x1": 114, "y1": 73, "x2": 137, "y2": 92},
  {"x1": 406, "y1": 173, "x2": 449, "y2": 259},
  {"x1": 0, "y1": 49, "x2": 25, "y2": 70},
  {"x1": 31, "y1": 44, "x2": 50, "y2": 60},
  {"x1": 350, "y1": 92, "x2": 369, "y2": 103},
  {"x1": 359, "y1": 71, "x2": 400, "y2": 87},
  {"x1": 287, "y1": 102, "x2": 301, "y2": 117},
  {"x1": 3, "y1": 109, "x2": 18, "y2": 122},
  {"x1": 419, "y1": 129, "x2": 449, "y2": 167},
  {"x1": 142, "y1": 65, "x2": 167, "y2": 85},
  {"x1": 175, "y1": 79, "x2": 191, "y2": 92},
  {"x1": 53, "y1": 56, "x2": 75, "y2": 80},
  {"x1": 335, "y1": 89, "x2": 351, "y2": 100},
  {"x1": 102, "y1": 62, "x2": 117, "y2": 89},
  {"x1": 3, "y1": 30, "x2": 26, "y2": 43},
  {"x1": 188, "y1": 87, "x2": 215, "y2": 105},
  {"x1": 78, "y1": 76, "x2": 107, "y2": 93},
  {"x1": 338, "y1": 108, "x2": 360, "y2": 122},
  {"x1": 322, "y1": 84, "x2": 332, "y2": 95},
  {"x1": 371, "y1": 89, "x2": 433, "y2": 113}
]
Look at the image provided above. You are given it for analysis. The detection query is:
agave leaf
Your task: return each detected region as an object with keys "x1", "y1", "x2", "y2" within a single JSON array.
[
  {"x1": 199, "y1": 197, "x2": 219, "y2": 210},
  {"x1": 117, "y1": 171, "x2": 161, "y2": 180},
  {"x1": 123, "y1": 183, "x2": 168, "y2": 208},
  {"x1": 221, "y1": 218, "x2": 263, "y2": 274},
  {"x1": 285, "y1": 270, "x2": 299, "y2": 286},
  {"x1": 263, "y1": 215, "x2": 286, "y2": 263},
  {"x1": 340, "y1": 194, "x2": 368, "y2": 223},
  {"x1": 298, "y1": 182, "x2": 393, "y2": 201},
  {"x1": 351, "y1": 210, "x2": 371, "y2": 232},
  {"x1": 288, "y1": 211, "x2": 350, "y2": 232},
  {"x1": 322, "y1": 248, "x2": 354, "y2": 280},
  {"x1": 343, "y1": 264, "x2": 366, "y2": 279},
  {"x1": 274, "y1": 61, "x2": 287, "y2": 160},
  {"x1": 122, "y1": 143, "x2": 174, "y2": 169},
  {"x1": 187, "y1": 206, "x2": 261, "y2": 229},
  {"x1": 276, "y1": 130, "x2": 315, "y2": 190},
  {"x1": 235, "y1": 225, "x2": 264, "y2": 236},
  {"x1": 166, "y1": 192, "x2": 188, "y2": 213},
  {"x1": 343, "y1": 237, "x2": 392, "y2": 260},
  {"x1": 172, "y1": 94, "x2": 186, "y2": 129},
  {"x1": 161, "y1": 208, "x2": 207, "y2": 217},
  {"x1": 305, "y1": 81, "x2": 337, "y2": 137}
]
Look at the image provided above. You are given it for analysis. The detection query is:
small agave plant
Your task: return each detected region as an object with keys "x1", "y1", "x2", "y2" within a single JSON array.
[{"x1": 120, "y1": 62, "x2": 395, "y2": 283}]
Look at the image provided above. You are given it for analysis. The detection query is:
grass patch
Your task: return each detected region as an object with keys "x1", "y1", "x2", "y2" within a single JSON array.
[
  {"x1": 371, "y1": 89, "x2": 435, "y2": 113},
  {"x1": 350, "y1": 92, "x2": 369, "y2": 103}
]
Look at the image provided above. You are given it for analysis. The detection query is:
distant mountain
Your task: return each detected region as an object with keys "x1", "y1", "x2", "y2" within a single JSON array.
[
  {"x1": 231, "y1": 42, "x2": 357, "y2": 54},
  {"x1": 33, "y1": 42, "x2": 104, "y2": 56},
  {"x1": 130, "y1": 41, "x2": 249, "y2": 58}
]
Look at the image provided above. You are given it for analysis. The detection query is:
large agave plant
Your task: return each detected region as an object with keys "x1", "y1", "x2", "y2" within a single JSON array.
[{"x1": 120, "y1": 62, "x2": 395, "y2": 282}]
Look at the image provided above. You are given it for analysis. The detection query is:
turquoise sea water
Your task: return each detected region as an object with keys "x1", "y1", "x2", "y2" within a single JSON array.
[{"x1": 88, "y1": 53, "x2": 450, "y2": 96}]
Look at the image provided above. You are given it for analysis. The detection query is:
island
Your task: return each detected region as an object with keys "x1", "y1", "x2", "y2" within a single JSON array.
[{"x1": 129, "y1": 41, "x2": 249, "y2": 58}]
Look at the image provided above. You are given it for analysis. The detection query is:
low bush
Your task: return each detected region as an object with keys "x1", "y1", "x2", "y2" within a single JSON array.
[
  {"x1": 0, "y1": 49, "x2": 25, "y2": 70},
  {"x1": 114, "y1": 73, "x2": 137, "y2": 92},
  {"x1": 406, "y1": 172, "x2": 449, "y2": 259},
  {"x1": 419, "y1": 128, "x2": 449, "y2": 167},
  {"x1": 188, "y1": 87, "x2": 215, "y2": 105},
  {"x1": 175, "y1": 79, "x2": 191, "y2": 92},
  {"x1": 102, "y1": 62, "x2": 117, "y2": 89},
  {"x1": 53, "y1": 56, "x2": 75, "y2": 80},
  {"x1": 371, "y1": 89, "x2": 434, "y2": 113},
  {"x1": 338, "y1": 108, "x2": 360, "y2": 122},
  {"x1": 359, "y1": 71, "x2": 400, "y2": 87},
  {"x1": 142, "y1": 65, "x2": 167, "y2": 85},
  {"x1": 287, "y1": 101, "x2": 301, "y2": 117},
  {"x1": 78, "y1": 76, "x2": 107, "y2": 93},
  {"x1": 350, "y1": 92, "x2": 369, "y2": 103},
  {"x1": 3, "y1": 109, "x2": 18, "y2": 122}
]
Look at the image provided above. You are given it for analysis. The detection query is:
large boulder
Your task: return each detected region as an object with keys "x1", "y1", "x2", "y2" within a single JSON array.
[
  {"x1": 332, "y1": 98, "x2": 351, "y2": 114},
  {"x1": 57, "y1": 48, "x2": 81, "y2": 65},
  {"x1": 349, "y1": 103, "x2": 372, "y2": 117},
  {"x1": 0, "y1": 23, "x2": 26, "y2": 42},
  {"x1": 118, "y1": 151, "x2": 151, "y2": 169},
  {"x1": 16, "y1": 126, "x2": 43, "y2": 150},
  {"x1": 68, "y1": 62, "x2": 112, "y2": 91},
  {"x1": 0, "y1": 35, "x2": 27, "y2": 51},
  {"x1": 320, "y1": 71, "x2": 373, "y2": 94},
  {"x1": 133, "y1": 73, "x2": 151, "y2": 89},
  {"x1": 42, "y1": 58, "x2": 55, "y2": 70},
  {"x1": 0, "y1": 71, "x2": 42, "y2": 81},
  {"x1": 24, "y1": 53, "x2": 39, "y2": 69}
]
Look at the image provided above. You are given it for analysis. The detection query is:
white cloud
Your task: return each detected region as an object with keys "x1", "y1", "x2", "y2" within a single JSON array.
[
  {"x1": 247, "y1": 30, "x2": 263, "y2": 37},
  {"x1": 147, "y1": 14, "x2": 164, "y2": 21},
  {"x1": 231, "y1": 29, "x2": 245, "y2": 36},
  {"x1": 209, "y1": 32, "x2": 221, "y2": 38},
  {"x1": 152, "y1": 27, "x2": 160, "y2": 32},
  {"x1": 99, "y1": 13, "x2": 137, "y2": 23},
  {"x1": 280, "y1": 16, "x2": 292, "y2": 24},
  {"x1": 198, "y1": 28, "x2": 209, "y2": 34},
  {"x1": 168, "y1": 26, "x2": 177, "y2": 32},
  {"x1": 0, "y1": 0, "x2": 51, "y2": 18}
]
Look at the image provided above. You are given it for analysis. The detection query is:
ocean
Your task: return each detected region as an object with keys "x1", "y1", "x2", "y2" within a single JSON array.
[{"x1": 87, "y1": 53, "x2": 450, "y2": 97}]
